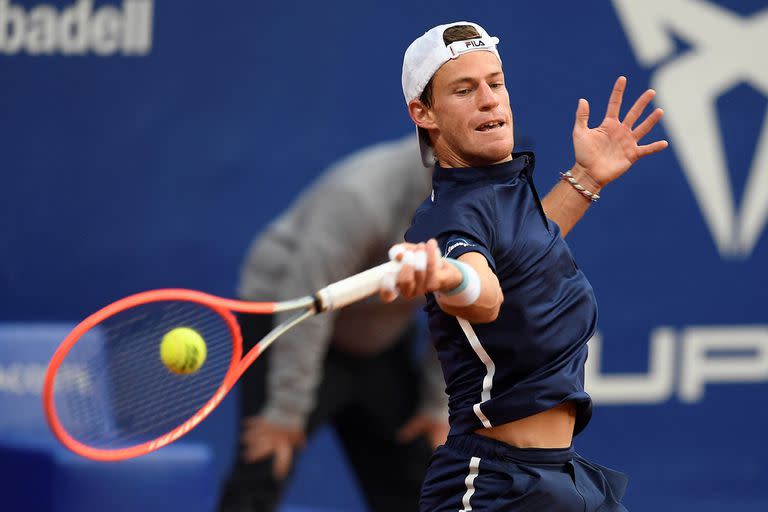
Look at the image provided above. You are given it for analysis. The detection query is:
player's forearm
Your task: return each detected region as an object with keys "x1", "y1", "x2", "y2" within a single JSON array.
[
  {"x1": 437, "y1": 252, "x2": 503, "y2": 323},
  {"x1": 541, "y1": 164, "x2": 603, "y2": 237}
]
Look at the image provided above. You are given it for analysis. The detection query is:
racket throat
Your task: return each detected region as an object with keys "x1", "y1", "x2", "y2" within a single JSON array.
[{"x1": 312, "y1": 293, "x2": 325, "y2": 313}]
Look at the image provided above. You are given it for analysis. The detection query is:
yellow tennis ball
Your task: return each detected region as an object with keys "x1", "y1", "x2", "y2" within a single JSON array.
[{"x1": 160, "y1": 327, "x2": 207, "y2": 374}]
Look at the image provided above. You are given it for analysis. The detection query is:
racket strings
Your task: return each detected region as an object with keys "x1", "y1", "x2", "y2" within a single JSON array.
[
  {"x1": 76, "y1": 307, "x2": 231, "y2": 413},
  {"x1": 52, "y1": 300, "x2": 235, "y2": 449}
]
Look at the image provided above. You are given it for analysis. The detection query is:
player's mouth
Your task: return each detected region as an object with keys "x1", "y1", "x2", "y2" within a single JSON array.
[{"x1": 476, "y1": 120, "x2": 505, "y2": 132}]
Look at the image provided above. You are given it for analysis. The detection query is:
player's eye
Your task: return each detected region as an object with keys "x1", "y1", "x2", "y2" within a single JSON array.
[{"x1": 455, "y1": 88, "x2": 471, "y2": 96}]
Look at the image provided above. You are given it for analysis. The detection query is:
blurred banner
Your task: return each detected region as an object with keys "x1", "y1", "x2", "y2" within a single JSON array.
[{"x1": 1, "y1": 1, "x2": 767, "y2": 510}]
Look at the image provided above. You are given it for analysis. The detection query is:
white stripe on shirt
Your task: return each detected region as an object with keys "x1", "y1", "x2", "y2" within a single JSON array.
[{"x1": 457, "y1": 318, "x2": 495, "y2": 428}]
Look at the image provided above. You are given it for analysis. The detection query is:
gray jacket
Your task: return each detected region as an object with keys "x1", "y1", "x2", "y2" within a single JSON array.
[{"x1": 237, "y1": 136, "x2": 446, "y2": 428}]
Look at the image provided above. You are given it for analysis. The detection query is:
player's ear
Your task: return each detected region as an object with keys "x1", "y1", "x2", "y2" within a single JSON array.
[{"x1": 409, "y1": 100, "x2": 437, "y2": 130}]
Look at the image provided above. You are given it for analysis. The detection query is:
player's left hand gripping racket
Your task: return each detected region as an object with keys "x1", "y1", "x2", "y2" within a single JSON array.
[{"x1": 42, "y1": 261, "x2": 400, "y2": 461}]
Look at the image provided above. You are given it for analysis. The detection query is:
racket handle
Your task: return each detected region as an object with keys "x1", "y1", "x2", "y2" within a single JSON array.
[{"x1": 315, "y1": 260, "x2": 401, "y2": 312}]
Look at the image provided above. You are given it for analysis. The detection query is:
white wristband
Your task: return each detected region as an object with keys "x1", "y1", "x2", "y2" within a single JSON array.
[{"x1": 435, "y1": 258, "x2": 481, "y2": 307}]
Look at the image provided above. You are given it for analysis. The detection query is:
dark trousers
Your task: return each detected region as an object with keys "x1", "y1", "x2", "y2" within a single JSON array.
[
  {"x1": 420, "y1": 433, "x2": 629, "y2": 512},
  {"x1": 218, "y1": 314, "x2": 433, "y2": 512}
]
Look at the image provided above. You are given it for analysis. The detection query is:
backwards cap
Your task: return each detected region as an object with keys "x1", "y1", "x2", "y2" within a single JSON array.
[{"x1": 402, "y1": 22, "x2": 501, "y2": 166}]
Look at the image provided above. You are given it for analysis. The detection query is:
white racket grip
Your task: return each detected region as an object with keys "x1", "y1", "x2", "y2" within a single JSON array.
[{"x1": 315, "y1": 260, "x2": 402, "y2": 312}]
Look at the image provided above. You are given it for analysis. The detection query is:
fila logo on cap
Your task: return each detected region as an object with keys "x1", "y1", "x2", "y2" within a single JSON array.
[{"x1": 447, "y1": 36, "x2": 498, "y2": 58}]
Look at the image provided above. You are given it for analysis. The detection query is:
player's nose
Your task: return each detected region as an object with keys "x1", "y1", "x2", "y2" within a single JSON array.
[{"x1": 476, "y1": 82, "x2": 499, "y2": 111}]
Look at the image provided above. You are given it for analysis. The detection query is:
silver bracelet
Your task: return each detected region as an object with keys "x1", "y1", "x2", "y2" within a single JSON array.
[{"x1": 560, "y1": 170, "x2": 601, "y2": 202}]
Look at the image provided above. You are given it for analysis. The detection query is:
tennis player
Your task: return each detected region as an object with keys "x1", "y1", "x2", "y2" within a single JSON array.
[{"x1": 382, "y1": 22, "x2": 668, "y2": 510}]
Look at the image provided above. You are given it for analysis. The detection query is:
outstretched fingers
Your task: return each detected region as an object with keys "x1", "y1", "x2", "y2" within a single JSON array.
[
  {"x1": 574, "y1": 98, "x2": 590, "y2": 131},
  {"x1": 637, "y1": 139, "x2": 669, "y2": 158},
  {"x1": 605, "y1": 76, "x2": 627, "y2": 120},
  {"x1": 633, "y1": 107, "x2": 665, "y2": 141},
  {"x1": 619, "y1": 81, "x2": 668, "y2": 155},
  {"x1": 623, "y1": 88, "x2": 656, "y2": 128}
]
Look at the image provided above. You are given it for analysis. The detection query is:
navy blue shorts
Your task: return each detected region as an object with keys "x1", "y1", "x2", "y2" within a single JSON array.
[{"x1": 420, "y1": 434, "x2": 629, "y2": 511}]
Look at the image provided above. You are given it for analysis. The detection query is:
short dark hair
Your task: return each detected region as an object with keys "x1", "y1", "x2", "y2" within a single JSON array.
[{"x1": 418, "y1": 25, "x2": 482, "y2": 108}]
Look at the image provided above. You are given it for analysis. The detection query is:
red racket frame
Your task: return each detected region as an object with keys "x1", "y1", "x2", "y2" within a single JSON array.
[{"x1": 42, "y1": 288, "x2": 281, "y2": 461}]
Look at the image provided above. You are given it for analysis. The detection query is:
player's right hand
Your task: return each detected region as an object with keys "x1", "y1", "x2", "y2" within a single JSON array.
[
  {"x1": 240, "y1": 415, "x2": 306, "y2": 479},
  {"x1": 380, "y1": 239, "x2": 462, "y2": 302}
]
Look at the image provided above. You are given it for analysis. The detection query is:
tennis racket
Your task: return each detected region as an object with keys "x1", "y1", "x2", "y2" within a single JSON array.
[{"x1": 42, "y1": 260, "x2": 401, "y2": 461}]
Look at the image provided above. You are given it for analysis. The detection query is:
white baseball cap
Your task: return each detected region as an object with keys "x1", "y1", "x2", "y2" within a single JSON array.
[{"x1": 402, "y1": 22, "x2": 502, "y2": 166}]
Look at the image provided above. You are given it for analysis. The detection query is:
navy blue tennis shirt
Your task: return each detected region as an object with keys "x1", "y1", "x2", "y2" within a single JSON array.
[{"x1": 405, "y1": 152, "x2": 596, "y2": 437}]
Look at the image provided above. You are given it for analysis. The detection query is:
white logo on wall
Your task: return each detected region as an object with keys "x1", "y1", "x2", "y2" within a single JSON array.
[
  {"x1": 585, "y1": 326, "x2": 768, "y2": 405},
  {"x1": 0, "y1": 0, "x2": 153, "y2": 56},
  {"x1": 613, "y1": 0, "x2": 768, "y2": 258}
]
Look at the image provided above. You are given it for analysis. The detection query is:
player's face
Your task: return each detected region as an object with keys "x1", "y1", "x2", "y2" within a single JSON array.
[{"x1": 426, "y1": 51, "x2": 514, "y2": 168}]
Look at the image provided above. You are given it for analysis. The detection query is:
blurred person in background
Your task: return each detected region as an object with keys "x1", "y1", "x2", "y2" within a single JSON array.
[{"x1": 218, "y1": 135, "x2": 446, "y2": 512}]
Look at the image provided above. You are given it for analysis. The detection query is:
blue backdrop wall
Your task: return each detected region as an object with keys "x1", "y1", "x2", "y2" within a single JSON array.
[{"x1": 2, "y1": 1, "x2": 767, "y2": 511}]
